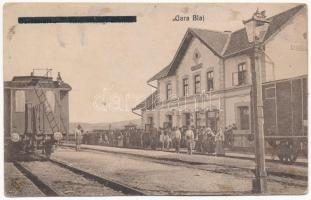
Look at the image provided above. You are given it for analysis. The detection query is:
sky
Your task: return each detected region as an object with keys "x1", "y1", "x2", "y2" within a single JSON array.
[{"x1": 3, "y1": 3, "x2": 298, "y2": 123}]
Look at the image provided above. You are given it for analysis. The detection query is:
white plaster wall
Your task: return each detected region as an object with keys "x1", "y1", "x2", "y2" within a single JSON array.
[
  {"x1": 158, "y1": 76, "x2": 177, "y2": 101},
  {"x1": 142, "y1": 110, "x2": 158, "y2": 127},
  {"x1": 175, "y1": 37, "x2": 222, "y2": 97},
  {"x1": 157, "y1": 36, "x2": 222, "y2": 102},
  {"x1": 224, "y1": 95, "x2": 250, "y2": 126},
  {"x1": 224, "y1": 54, "x2": 251, "y2": 89},
  {"x1": 265, "y1": 7, "x2": 307, "y2": 81}
]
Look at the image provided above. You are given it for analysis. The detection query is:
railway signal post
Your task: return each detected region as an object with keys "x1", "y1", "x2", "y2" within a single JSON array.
[{"x1": 243, "y1": 9, "x2": 271, "y2": 193}]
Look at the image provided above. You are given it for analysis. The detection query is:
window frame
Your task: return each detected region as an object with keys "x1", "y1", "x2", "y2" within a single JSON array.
[
  {"x1": 239, "y1": 106, "x2": 250, "y2": 130},
  {"x1": 207, "y1": 71, "x2": 214, "y2": 91},
  {"x1": 183, "y1": 78, "x2": 189, "y2": 97},
  {"x1": 194, "y1": 74, "x2": 201, "y2": 94},
  {"x1": 166, "y1": 82, "x2": 172, "y2": 100},
  {"x1": 237, "y1": 62, "x2": 247, "y2": 85}
]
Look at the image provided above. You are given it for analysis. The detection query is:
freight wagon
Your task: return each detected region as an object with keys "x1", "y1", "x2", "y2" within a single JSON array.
[
  {"x1": 4, "y1": 69, "x2": 71, "y2": 158},
  {"x1": 262, "y1": 75, "x2": 307, "y2": 164}
]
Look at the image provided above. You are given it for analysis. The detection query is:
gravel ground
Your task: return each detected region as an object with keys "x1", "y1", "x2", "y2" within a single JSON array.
[
  {"x1": 51, "y1": 148, "x2": 307, "y2": 195},
  {"x1": 4, "y1": 162, "x2": 44, "y2": 197},
  {"x1": 74, "y1": 144, "x2": 308, "y2": 178},
  {"x1": 81, "y1": 148, "x2": 308, "y2": 189},
  {"x1": 21, "y1": 160, "x2": 124, "y2": 196},
  {"x1": 53, "y1": 148, "x2": 250, "y2": 195}
]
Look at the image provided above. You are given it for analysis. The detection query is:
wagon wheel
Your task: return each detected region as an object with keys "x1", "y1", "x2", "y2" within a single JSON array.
[
  {"x1": 285, "y1": 142, "x2": 298, "y2": 164},
  {"x1": 277, "y1": 141, "x2": 298, "y2": 164},
  {"x1": 45, "y1": 145, "x2": 52, "y2": 158},
  {"x1": 277, "y1": 142, "x2": 286, "y2": 162},
  {"x1": 43, "y1": 139, "x2": 53, "y2": 158}
]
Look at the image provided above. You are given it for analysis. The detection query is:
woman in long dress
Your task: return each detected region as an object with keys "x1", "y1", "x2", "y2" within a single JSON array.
[{"x1": 215, "y1": 128, "x2": 225, "y2": 156}]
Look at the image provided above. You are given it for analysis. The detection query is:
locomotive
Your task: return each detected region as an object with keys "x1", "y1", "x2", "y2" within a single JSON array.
[
  {"x1": 262, "y1": 75, "x2": 308, "y2": 164},
  {"x1": 4, "y1": 69, "x2": 71, "y2": 159}
]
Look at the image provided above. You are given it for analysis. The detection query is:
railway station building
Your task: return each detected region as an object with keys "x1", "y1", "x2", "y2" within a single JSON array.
[{"x1": 132, "y1": 5, "x2": 307, "y2": 149}]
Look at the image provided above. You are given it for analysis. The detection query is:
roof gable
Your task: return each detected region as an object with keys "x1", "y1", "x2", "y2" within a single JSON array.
[
  {"x1": 190, "y1": 28, "x2": 230, "y2": 55},
  {"x1": 148, "y1": 5, "x2": 305, "y2": 82},
  {"x1": 148, "y1": 28, "x2": 230, "y2": 82},
  {"x1": 224, "y1": 4, "x2": 304, "y2": 57}
]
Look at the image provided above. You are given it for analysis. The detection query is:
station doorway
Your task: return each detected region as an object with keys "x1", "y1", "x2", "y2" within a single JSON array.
[
  {"x1": 164, "y1": 115, "x2": 172, "y2": 129},
  {"x1": 182, "y1": 113, "x2": 191, "y2": 127},
  {"x1": 206, "y1": 110, "x2": 219, "y2": 132}
]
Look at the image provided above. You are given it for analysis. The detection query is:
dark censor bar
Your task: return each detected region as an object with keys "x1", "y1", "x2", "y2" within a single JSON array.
[{"x1": 18, "y1": 16, "x2": 137, "y2": 24}]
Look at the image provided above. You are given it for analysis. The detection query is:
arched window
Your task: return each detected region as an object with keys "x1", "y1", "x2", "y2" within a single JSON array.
[
  {"x1": 45, "y1": 91, "x2": 55, "y2": 112},
  {"x1": 15, "y1": 90, "x2": 25, "y2": 112}
]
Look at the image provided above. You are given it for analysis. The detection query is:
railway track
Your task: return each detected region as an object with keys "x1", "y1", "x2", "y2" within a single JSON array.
[
  {"x1": 13, "y1": 158, "x2": 146, "y2": 196},
  {"x1": 13, "y1": 161, "x2": 58, "y2": 196}
]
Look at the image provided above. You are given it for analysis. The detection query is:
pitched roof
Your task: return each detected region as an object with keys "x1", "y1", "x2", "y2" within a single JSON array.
[
  {"x1": 148, "y1": 28, "x2": 229, "y2": 82},
  {"x1": 132, "y1": 90, "x2": 158, "y2": 111},
  {"x1": 147, "y1": 65, "x2": 170, "y2": 82},
  {"x1": 190, "y1": 28, "x2": 230, "y2": 56},
  {"x1": 224, "y1": 4, "x2": 304, "y2": 57},
  {"x1": 148, "y1": 5, "x2": 305, "y2": 82}
]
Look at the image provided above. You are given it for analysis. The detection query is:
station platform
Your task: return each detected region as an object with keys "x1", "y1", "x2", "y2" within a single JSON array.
[{"x1": 61, "y1": 143, "x2": 307, "y2": 179}]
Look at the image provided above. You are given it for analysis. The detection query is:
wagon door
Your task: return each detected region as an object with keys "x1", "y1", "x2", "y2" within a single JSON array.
[
  {"x1": 291, "y1": 79, "x2": 303, "y2": 137},
  {"x1": 276, "y1": 81, "x2": 292, "y2": 136},
  {"x1": 263, "y1": 83, "x2": 277, "y2": 136}
]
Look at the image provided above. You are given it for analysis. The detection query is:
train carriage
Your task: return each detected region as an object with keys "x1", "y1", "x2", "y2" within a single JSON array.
[
  {"x1": 262, "y1": 75, "x2": 308, "y2": 163},
  {"x1": 4, "y1": 69, "x2": 71, "y2": 158}
]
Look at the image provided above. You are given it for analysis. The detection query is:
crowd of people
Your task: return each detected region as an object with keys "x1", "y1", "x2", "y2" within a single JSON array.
[{"x1": 74, "y1": 124, "x2": 238, "y2": 156}]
